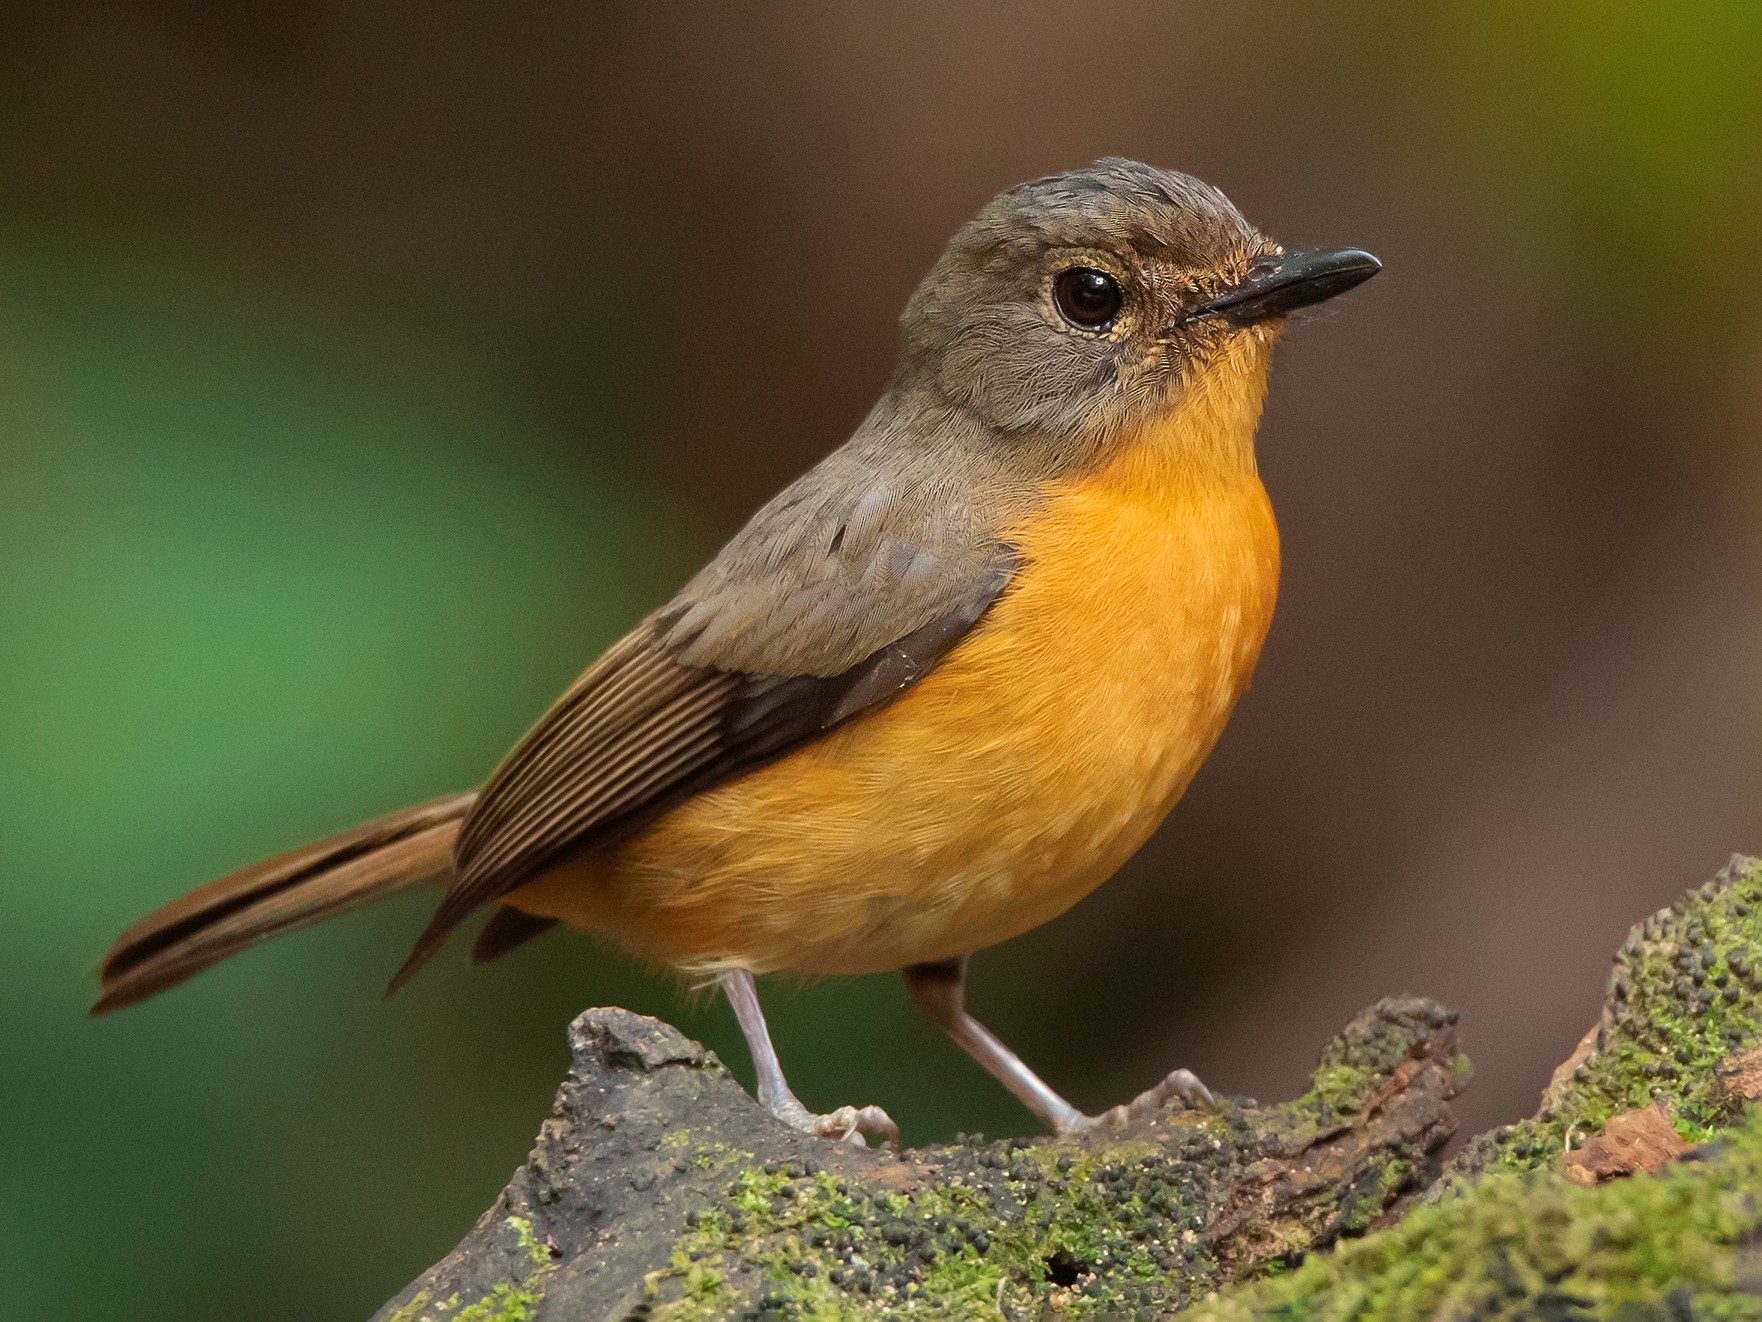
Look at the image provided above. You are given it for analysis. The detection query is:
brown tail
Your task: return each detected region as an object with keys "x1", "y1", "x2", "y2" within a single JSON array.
[{"x1": 93, "y1": 790, "x2": 478, "y2": 1014}]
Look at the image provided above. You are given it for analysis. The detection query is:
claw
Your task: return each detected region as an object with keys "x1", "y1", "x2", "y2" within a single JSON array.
[
  {"x1": 1058, "y1": 1067, "x2": 1217, "y2": 1136},
  {"x1": 721, "y1": 969, "x2": 901, "y2": 1148},
  {"x1": 813, "y1": 1104, "x2": 901, "y2": 1147},
  {"x1": 770, "y1": 1096, "x2": 900, "y2": 1148}
]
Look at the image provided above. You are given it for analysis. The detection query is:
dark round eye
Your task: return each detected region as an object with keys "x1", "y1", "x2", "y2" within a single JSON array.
[{"x1": 1053, "y1": 267, "x2": 1123, "y2": 330}]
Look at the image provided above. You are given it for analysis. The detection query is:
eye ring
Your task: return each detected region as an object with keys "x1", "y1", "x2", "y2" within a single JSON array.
[{"x1": 1053, "y1": 267, "x2": 1123, "y2": 331}]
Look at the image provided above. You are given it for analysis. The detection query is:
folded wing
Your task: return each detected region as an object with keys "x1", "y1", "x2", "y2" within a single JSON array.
[{"x1": 392, "y1": 445, "x2": 1018, "y2": 987}]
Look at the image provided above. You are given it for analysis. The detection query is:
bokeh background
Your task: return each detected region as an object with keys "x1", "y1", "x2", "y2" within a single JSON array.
[{"x1": 6, "y1": 3, "x2": 1762, "y2": 1317}]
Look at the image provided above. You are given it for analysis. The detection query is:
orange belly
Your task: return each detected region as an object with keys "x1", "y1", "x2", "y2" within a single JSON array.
[{"x1": 507, "y1": 410, "x2": 1281, "y2": 977}]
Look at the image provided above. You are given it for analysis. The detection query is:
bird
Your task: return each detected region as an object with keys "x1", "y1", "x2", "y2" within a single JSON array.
[{"x1": 93, "y1": 159, "x2": 1379, "y2": 1146}]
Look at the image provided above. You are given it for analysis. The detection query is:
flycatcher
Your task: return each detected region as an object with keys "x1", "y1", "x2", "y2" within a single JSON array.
[{"x1": 95, "y1": 159, "x2": 1379, "y2": 1145}]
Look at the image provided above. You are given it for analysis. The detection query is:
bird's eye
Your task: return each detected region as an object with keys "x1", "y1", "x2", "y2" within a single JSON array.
[{"x1": 1053, "y1": 267, "x2": 1123, "y2": 330}]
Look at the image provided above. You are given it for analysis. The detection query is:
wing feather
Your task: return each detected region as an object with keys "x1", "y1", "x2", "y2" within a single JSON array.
[{"x1": 390, "y1": 417, "x2": 1021, "y2": 987}]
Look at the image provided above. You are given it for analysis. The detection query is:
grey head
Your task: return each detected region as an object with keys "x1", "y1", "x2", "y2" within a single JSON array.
[{"x1": 898, "y1": 157, "x2": 1378, "y2": 440}]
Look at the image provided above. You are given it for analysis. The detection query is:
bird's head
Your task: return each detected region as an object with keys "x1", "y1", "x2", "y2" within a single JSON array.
[{"x1": 897, "y1": 158, "x2": 1379, "y2": 451}]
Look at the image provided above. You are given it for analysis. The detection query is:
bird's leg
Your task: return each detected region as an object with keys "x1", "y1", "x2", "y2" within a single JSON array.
[
  {"x1": 903, "y1": 957, "x2": 1215, "y2": 1136},
  {"x1": 720, "y1": 968, "x2": 899, "y2": 1147}
]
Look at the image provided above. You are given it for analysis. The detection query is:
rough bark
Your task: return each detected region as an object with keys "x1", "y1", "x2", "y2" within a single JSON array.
[
  {"x1": 375, "y1": 997, "x2": 1464, "y2": 1319},
  {"x1": 377, "y1": 855, "x2": 1762, "y2": 1320},
  {"x1": 1193, "y1": 853, "x2": 1762, "y2": 1319}
]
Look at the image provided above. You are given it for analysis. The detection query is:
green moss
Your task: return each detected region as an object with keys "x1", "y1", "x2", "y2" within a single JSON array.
[
  {"x1": 640, "y1": 1137, "x2": 1237, "y2": 1318},
  {"x1": 641, "y1": 1109, "x2": 1371, "y2": 1317},
  {"x1": 507, "y1": 1216, "x2": 552, "y2": 1268},
  {"x1": 630, "y1": 999, "x2": 1462, "y2": 1316},
  {"x1": 382, "y1": 1291, "x2": 432, "y2": 1322},
  {"x1": 1306, "y1": 1062, "x2": 1377, "y2": 1114},
  {"x1": 1191, "y1": 862, "x2": 1762, "y2": 1320},
  {"x1": 384, "y1": 1218, "x2": 557, "y2": 1322},
  {"x1": 1303, "y1": 997, "x2": 1462, "y2": 1120},
  {"x1": 1194, "y1": 1108, "x2": 1762, "y2": 1319},
  {"x1": 1464, "y1": 855, "x2": 1762, "y2": 1178},
  {"x1": 1453, "y1": 1053, "x2": 1476, "y2": 1091},
  {"x1": 451, "y1": 1282, "x2": 542, "y2": 1322}
]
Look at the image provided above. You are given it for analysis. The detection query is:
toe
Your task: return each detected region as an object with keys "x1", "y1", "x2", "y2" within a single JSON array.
[
  {"x1": 773, "y1": 1100, "x2": 899, "y2": 1148},
  {"x1": 1054, "y1": 1111, "x2": 1100, "y2": 1138},
  {"x1": 813, "y1": 1106, "x2": 866, "y2": 1145},
  {"x1": 1066, "y1": 1067, "x2": 1219, "y2": 1133},
  {"x1": 813, "y1": 1104, "x2": 899, "y2": 1148},
  {"x1": 1121, "y1": 1067, "x2": 1216, "y2": 1123},
  {"x1": 1155, "y1": 1068, "x2": 1216, "y2": 1110},
  {"x1": 854, "y1": 1104, "x2": 901, "y2": 1147}
]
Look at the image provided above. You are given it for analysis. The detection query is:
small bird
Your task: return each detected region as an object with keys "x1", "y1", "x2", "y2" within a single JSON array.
[{"x1": 94, "y1": 160, "x2": 1378, "y2": 1145}]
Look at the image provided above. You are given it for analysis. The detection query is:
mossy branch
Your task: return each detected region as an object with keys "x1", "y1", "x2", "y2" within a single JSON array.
[
  {"x1": 374, "y1": 1000, "x2": 1462, "y2": 1319},
  {"x1": 1193, "y1": 855, "x2": 1762, "y2": 1320},
  {"x1": 376, "y1": 856, "x2": 1762, "y2": 1320}
]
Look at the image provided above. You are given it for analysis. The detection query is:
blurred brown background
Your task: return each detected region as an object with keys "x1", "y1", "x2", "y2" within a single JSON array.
[{"x1": 5, "y1": 3, "x2": 1762, "y2": 1318}]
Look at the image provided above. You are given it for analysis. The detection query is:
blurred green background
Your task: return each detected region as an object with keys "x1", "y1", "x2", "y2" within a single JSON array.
[{"x1": 5, "y1": 3, "x2": 1762, "y2": 1318}]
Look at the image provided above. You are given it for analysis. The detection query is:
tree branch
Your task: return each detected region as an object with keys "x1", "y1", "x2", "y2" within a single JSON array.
[
  {"x1": 376, "y1": 997, "x2": 1463, "y2": 1318},
  {"x1": 377, "y1": 855, "x2": 1762, "y2": 1319}
]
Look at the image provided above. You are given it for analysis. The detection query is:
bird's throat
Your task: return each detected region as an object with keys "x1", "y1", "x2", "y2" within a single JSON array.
[{"x1": 1107, "y1": 335, "x2": 1273, "y2": 490}]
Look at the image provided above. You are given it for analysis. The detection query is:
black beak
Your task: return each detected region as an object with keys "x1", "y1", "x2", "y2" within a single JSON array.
[{"x1": 1192, "y1": 247, "x2": 1381, "y2": 327}]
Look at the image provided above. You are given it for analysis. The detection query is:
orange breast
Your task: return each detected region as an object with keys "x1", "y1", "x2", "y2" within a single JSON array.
[{"x1": 511, "y1": 357, "x2": 1281, "y2": 975}]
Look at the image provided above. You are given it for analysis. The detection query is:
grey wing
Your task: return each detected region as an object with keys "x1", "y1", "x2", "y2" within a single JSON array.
[
  {"x1": 654, "y1": 429, "x2": 1016, "y2": 676},
  {"x1": 388, "y1": 443, "x2": 1017, "y2": 988}
]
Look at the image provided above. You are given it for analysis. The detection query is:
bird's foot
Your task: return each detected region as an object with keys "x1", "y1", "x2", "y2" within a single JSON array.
[
  {"x1": 1057, "y1": 1068, "x2": 1216, "y2": 1136},
  {"x1": 767, "y1": 1095, "x2": 900, "y2": 1148}
]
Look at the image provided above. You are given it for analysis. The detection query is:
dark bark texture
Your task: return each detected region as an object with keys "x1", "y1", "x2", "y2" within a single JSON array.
[
  {"x1": 377, "y1": 855, "x2": 1762, "y2": 1320},
  {"x1": 376, "y1": 997, "x2": 1463, "y2": 1319}
]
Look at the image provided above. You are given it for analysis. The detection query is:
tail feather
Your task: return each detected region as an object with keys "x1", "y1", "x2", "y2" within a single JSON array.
[{"x1": 93, "y1": 790, "x2": 477, "y2": 1014}]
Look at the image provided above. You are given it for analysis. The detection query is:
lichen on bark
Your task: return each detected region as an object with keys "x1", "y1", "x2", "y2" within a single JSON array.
[
  {"x1": 1189, "y1": 1110, "x2": 1762, "y2": 1320},
  {"x1": 374, "y1": 998, "x2": 1463, "y2": 1319},
  {"x1": 1194, "y1": 854, "x2": 1762, "y2": 1320},
  {"x1": 375, "y1": 856, "x2": 1762, "y2": 1320},
  {"x1": 1451, "y1": 854, "x2": 1762, "y2": 1185}
]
